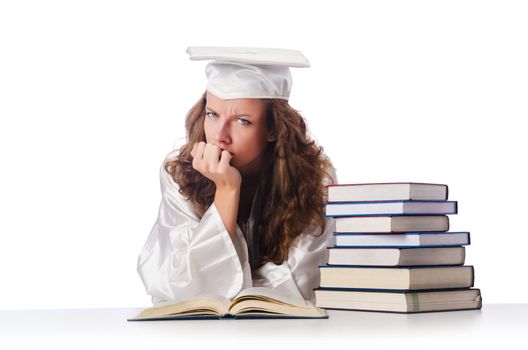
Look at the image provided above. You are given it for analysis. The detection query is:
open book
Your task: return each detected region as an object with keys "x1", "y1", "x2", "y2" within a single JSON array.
[{"x1": 128, "y1": 287, "x2": 328, "y2": 321}]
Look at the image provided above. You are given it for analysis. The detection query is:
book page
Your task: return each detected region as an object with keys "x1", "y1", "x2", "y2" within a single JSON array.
[
  {"x1": 232, "y1": 287, "x2": 310, "y2": 308},
  {"x1": 132, "y1": 296, "x2": 231, "y2": 319},
  {"x1": 229, "y1": 287, "x2": 326, "y2": 317}
]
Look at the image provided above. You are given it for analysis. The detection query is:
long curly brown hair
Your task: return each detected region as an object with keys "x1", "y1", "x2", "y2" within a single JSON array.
[{"x1": 164, "y1": 91, "x2": 335, "y2": 269}]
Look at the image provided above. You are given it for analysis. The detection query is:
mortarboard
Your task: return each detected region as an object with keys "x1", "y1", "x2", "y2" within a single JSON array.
[{"x1": 186, "y1": 46, "x2": 310, "y2": 100}]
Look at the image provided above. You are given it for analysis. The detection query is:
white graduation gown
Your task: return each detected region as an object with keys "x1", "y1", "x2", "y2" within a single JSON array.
[{"x1": 137, "y1": 153, "x2": 337, "y2": 306}]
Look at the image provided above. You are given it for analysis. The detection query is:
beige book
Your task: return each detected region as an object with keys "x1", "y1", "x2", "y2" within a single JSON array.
[
  {"x1": 128, "y1": 287, "x2": 328, "y2": 321},
  {"x1": 315, "y1": 288, "x2": 482, "y2": 313}
]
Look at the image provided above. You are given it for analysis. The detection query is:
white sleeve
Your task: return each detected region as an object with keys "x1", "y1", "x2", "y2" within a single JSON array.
[
  {"x1": 136, "y1": 162, "x2": 252, "y2": 305},
  {"x1": 251, "y1": 164, "x2": 338, "y2": 306}
]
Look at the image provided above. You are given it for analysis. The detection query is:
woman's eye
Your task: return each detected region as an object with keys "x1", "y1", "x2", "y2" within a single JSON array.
[
  {"x1": 237, "y1": 117, "x2": 251, "y2": 125},
  {"x1": 206, "y1": 112, "x2": 217, "y2": 118}
]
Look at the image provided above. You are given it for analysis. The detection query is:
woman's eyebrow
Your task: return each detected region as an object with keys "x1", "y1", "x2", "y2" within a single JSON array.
[{"x1": 205, "y1": 106, "x2": 252, "y2": 117}]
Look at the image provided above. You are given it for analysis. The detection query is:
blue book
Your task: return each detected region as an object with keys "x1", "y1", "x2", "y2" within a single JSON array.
[
  {"x1": 333, "y1": 231, "x2": 471, "y2": 248},
  {"x1": 325, "y1": 200, "x2": 457, "y2": 217},
  {"x1": 128, "y1": 314, "x2": 328, "y2": 321},
  {"x1": 319, "y1": 265, "x2": 475, "y2": 291}
]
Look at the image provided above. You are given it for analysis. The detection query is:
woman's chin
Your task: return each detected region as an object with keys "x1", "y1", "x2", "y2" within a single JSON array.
[{"x1": 236, "y1": 160, "x2": 265, "y2": 177}]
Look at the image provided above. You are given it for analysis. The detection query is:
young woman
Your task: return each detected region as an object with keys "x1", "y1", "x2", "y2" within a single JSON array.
[{"x1": 137, "y1": 47, "x2": 337, "y2": 306}]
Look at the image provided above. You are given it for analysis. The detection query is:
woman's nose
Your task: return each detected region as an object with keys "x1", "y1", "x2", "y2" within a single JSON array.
[{"x1": 213, "y1": 120, "x2": 231, "y2": 145}]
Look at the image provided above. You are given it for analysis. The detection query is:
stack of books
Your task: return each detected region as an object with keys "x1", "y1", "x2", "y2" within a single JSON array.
[{"x1": 315, "y1": 182, "x2": 482, "y2": 313}]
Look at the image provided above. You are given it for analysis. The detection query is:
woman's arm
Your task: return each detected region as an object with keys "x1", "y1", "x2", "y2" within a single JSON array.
[
  {"x1": 214, "y1": 186, "x2": 240, "y2": 238},
  {"x1": 136, "y1": 161, "x2": 251, "y2": 305}
]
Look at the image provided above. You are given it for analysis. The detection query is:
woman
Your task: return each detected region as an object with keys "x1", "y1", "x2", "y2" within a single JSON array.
[{"x1": 137, "y1": 47, "x2": 337, "y2": 306}]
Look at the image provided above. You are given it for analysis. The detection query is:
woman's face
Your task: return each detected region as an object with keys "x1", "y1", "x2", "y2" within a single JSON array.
[{"x1": 204, "y1": 91, "x2": 273, "y2": 176}]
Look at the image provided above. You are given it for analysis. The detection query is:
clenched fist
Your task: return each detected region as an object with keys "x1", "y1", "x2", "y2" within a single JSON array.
[{"x1": 190, "y1": 142, "x2": 242, "y2": 190}]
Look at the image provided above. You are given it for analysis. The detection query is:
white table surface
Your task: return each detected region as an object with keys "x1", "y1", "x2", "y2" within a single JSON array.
[{"x1": 1, "y1": 304, "x2": 526, "y2": 349}]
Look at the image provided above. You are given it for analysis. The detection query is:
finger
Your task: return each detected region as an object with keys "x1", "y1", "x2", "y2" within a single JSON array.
[
  {"x1": 218, "y1": 150, "x2": 232, "y2": 170},
  {"x1": 195, "y1": 142, "x2": 206, "y2": 160},
  {"x1": 204, "y1": 143, "x2": 222, "y2": 170},
  {"x1": 192, "y1": 142, "x2": 206, "y2": 170},
  {"x1": 190, "y1": 142, "x2": 198, "y2": 157}
]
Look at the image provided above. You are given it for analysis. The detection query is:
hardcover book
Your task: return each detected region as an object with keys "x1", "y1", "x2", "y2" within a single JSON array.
[
  {"x1": 335, "y1": 215, "x2": 449, "y2": 233},
  {"x1": 333, "y1": 232, "x2": 470, "y2": 247},
  {"x1": 315, "y1": 288, "x2": 482, "y2": 313},
  {"x1": 327, "y1": 247, "x2": 465, "y2": 266},
  {"x1": 327, "y1": 182, "x2": 448, "y2": 202},
  {"x1": 319, "y1": 265, "x2": 474, "y2": 290},
  {"x1": 325, "y1": 200, "x2": 457, "y2": 217}
]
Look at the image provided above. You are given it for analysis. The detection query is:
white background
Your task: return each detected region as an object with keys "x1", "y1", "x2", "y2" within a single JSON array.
[{"x1": 0, "y1": 0, "x2": 526, "y2": 310}]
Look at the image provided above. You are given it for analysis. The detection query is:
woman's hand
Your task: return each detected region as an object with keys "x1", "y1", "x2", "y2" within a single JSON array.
[
  {"x1": 191, "y1": 142, "x2": 242, "y2": 190},
  {"x1": 191, "y1": 142, "x2": 241, "y2": 237}
]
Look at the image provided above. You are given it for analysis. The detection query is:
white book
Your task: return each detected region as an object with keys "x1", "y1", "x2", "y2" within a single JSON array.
[
  {"x1": 319, "y1": 265, "x2": 474, "y2": 290},
  {"x1": 326, "y1": 200, "x2": 457, "y2": 217},
  {"x1": 327, "y1": 247, "x2": 465, "y2": 266},
  {"x1": 328, "y1": 183, "x2": 448, "y2": 202},
  {"x1": 335, "y1": 215, "x2": 449, "y2": 233},
  {"x1": 334, "y1": 232, "x2": 470, "y2": 247}
]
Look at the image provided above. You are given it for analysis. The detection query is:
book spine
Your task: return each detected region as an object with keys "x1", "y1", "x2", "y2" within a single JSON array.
[
  {"x1": 314, "y1": 306, "x2": 481, "y2": 314},
  {"x1": 314, "y1": 287, "x2": 481, "y2": 293}
]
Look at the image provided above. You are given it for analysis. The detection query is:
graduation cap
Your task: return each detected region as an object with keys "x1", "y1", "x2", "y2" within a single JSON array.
[{"x1": 186, "y1": 46, "x2": 310, "y2": 100}]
